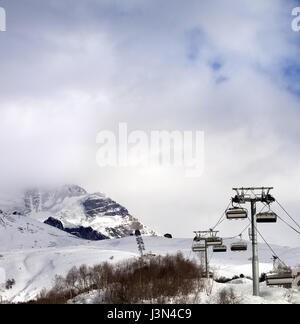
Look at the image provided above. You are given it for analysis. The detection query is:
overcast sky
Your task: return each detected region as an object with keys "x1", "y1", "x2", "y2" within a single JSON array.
[{"x1": 0, "y1": 0, "x2": 300, "y2": 247}]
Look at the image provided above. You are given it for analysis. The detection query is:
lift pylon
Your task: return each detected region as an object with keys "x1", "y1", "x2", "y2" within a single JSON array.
[
  {"x1": 193, "y1": 229, "x2": 222, "y2": 278},
  {"x1": 230, "y1": 187, "x2": 276, "y2": 297}
]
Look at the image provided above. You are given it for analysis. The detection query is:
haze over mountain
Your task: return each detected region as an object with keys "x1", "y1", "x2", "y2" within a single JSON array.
[{"x1": 0, "y1": 184, "x2": 157, "y2": 240}]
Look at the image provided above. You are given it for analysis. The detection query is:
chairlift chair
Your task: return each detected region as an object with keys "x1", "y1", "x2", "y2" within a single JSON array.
[
  {"x1": 231, "y1": 242, "x2": 248, "y2": 252},
  {"x1": 231, "y1": 236, "x2": 248, "y2": 252},
  {"x1": 206, "y1": 236, "x2": 223, "y2": 246},
  {"x1": 266, "y1": 272, "x2": 294, "y2": 287},
  {"x1": 213, "y1": 245, "x2": 227, "y2": 253},
  {"x1": 192, "y1": 243, "x2": 206, "y2": 252},
  {"x1": 226, "y1": 207, "x2": 248, "y2": 220},
  {"x1": 256, "y1": 212, "x2": 277, "y2": 223}
]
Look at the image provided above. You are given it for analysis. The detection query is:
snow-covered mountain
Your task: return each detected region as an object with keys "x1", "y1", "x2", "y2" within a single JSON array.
[
  {"x1": 0, "y1": 208, "x2": 299, "y2": 303},
  {"x1": 1, "y1": 185, "x2": 157, "y2": 240},
  {"x1": 0, "y1": 222, "x2": 299, "y2": 303}
]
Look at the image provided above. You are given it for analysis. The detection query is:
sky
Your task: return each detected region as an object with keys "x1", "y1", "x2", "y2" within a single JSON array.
[{"x1": 0, "y1": 0, "x2": 300, "y2": 247}]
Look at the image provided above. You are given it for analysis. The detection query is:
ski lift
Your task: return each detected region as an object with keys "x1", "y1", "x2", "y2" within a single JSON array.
[
  {"x1": 266, "y1": 256, "x2": 294, "y2": 287},
  {"x1": 226, "y1": 207, "x2": 248, "y2": 220},
  {"x1": 206, "y1": 236, "x2": 223, "y2": 246},
  {"x1": 266, "y1": 272, "x2": 294, "y2": 287},
  {"x1": 231, "y1": 242, "x2": 248, "y2": 252},
  {"x1": 256, "y1": 212, "x2": 277, "y2": 223},
  {"x1": 192, "y1": 243, "x2": 206, "y2": 252},
  {"x1": 231, "y1": 235, "x2": 247, "y2": 252},
  {"x1": 213, "y1": 245, "x2": 227, "y2": 253}
]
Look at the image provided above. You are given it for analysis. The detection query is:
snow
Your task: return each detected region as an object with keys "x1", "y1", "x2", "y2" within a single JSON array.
[
  {"x1": 0, "y1": 186, "x2": 298, "y2": 303},
  {"x1": 194, "y1": 279, "x2": 300, "y2": 304},
  {"x1": 68, "y1": 290, "x2": 103, "y2": 305},
  {"x1": 0, "y1": 219, "x2": 299, "y2": 303},
  {"x1": 68, "y1": 278, "x2": 300, "y2": 305},
  {"x1": 0, "y1": 246, "x2": 137, "y2": 302},
  {"x1": 0, "y1": 212, "x2": 299, "y2": 303},
  {"x1": 12, "y1": 185, "x2": 158, "y2": 239},
  {"x1": 0, "y1": 214, "x2": 82, "y2": 251},
  {"x1": 47, "y1": 194, "x2": 156, "y2": 238}
]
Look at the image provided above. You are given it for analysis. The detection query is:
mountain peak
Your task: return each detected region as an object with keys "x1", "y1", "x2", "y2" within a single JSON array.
[
  {"x1": 0, "y1": 184, "x2": 156, "y2": 240},
  {"x1": 24, "y1": 184, "x2": 87, "y2": 213},
  {"x1": 21, "y1": 184, "x2": 157, "y2": 239}
]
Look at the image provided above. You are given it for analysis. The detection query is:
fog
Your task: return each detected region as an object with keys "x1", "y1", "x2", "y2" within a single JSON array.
[{"x1": 0, "y1": 0, "x2": 299, "y2": 247}]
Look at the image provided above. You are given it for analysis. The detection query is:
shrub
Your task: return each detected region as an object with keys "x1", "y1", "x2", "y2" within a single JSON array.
[
  {"x1": 216, "y1": 288, "x2": 240, "y2": 305},
  {"x1": 260, "y1": 273, "x2": 266, "y2": 283},
  {"x1": 215, "y1": 276, "x2": 231, "y2": 284},
  {"x1": 33, "y1": 253, "x2": 204, "y2": 304},
  {"x1": 102, "y1": 252, "x2": 204, "y2": 304},
  {"x1": 5, "y1": 279, "x2": 15, "y2": 290}
]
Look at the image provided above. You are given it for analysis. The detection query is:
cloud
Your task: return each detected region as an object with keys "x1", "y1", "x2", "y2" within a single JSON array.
[{"x1": 0, "y1": 0, "x2": 299, "y2": 246}]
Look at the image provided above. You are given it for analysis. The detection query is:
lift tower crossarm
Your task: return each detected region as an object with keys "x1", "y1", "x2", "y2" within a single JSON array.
[
  {"x1": 194, "y1": 230, "x2": 219, "y2": 239},
  {"x1": 233, "y1": 187, "x2": 274, "y2": 191},
  {"x1": 232, "y1": 187, "x2": 275, "y2": 204}
]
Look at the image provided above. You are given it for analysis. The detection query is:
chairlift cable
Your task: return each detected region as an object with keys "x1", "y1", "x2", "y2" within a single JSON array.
[
  {"x1": 247, "y1": 216, "x2": 288, "y2": 268},
  {"x1": 215, "y1": 218, "x2": 226, "y2": 228},
  {"x1": 240, "y1": 223, "x2": 251, "y2": 236},
  {"x1": 261, "y1": 201, "x2": 300, "y2": 236},
  {"x1": 277, "y1": 214, "x2": 300, "y2": 236},
  {"x1": 223, "y1": 223, "x2": 251, "y2": 241},
  {"x1": 212, "y1": 201, "x2": 231, "y2": 230},
  {"x1": 258, "y1": 204, "x2": 267, "y2": 214},
  {"x1": 275, "y1": 200, "x2": 300, "y2": 231}
]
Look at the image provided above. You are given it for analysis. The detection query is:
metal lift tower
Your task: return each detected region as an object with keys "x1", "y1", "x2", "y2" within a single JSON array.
[
  {"x1": 231, "y1": 187, "x2": 275, "y2": 296},
  {"x1": 193, "y1": 230, "x2": 222, "y2": 279}
]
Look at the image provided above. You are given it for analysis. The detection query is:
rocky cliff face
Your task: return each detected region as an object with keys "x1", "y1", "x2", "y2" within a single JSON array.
[
  {"x1": 21, "y1": 185, "x2": 156, "y2": 240},
  {"x1": 44, "y1": 217, "x2": 109, "y2": 241}
]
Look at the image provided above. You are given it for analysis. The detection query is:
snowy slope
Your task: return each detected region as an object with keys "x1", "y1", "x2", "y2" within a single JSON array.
[
  {"x1": 0, "y1": 212, "x2": 82, "y2": 251},
  {"x1": 0, "y1": 246, "x2": 137, "y2": 302},
  {"x1": 70, "y1": 277, "x2": 300, "y2": 305},
  {"x1": 0, "y1": 232, "x2": 299, "y2": 303}
]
